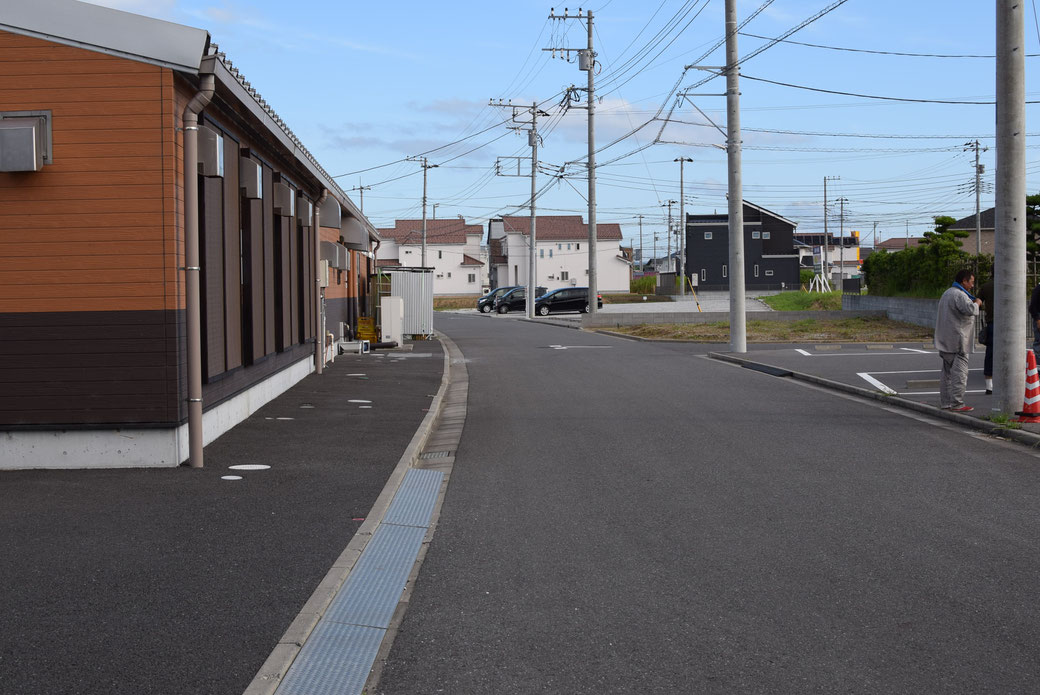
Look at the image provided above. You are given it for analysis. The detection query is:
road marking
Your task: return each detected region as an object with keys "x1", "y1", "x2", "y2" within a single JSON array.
[
  {"x1": 900, "y1": 348, "x2": 931, "y2": 354},
  {"x1": 857, "y1": 372, "x2": 898, "y2": 394},
  {"x1": 795, "y1": 349, "x2": 812, "y2": 356},
  {"x1": 548, "y1": 344, "x2": 613, "y2": 350}
]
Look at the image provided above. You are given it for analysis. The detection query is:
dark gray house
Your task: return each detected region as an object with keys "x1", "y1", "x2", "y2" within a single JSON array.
[{"x1": 684, "y1": 201, "x2": 800, "y2": 291}]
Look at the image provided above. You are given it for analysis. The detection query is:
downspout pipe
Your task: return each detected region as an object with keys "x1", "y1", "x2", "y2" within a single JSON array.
[
  {"x1": 314, "y1": 189, "x2": 328, "y2": 374},
  {"x1": 183, "y1": 59, "x2": 216, "y2": 468}
]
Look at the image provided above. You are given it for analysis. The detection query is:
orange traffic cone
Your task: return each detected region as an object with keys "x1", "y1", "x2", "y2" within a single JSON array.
[{"x1": 1015, "y1": 349, "x2": 1040, "y2": 422}]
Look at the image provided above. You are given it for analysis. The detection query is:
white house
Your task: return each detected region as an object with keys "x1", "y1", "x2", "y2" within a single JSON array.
[
  {"x1": 375, "y1": 218, "x2": 488, "y2": 295},
  {"x1": 487, "y1": 215, "x2": 630, "y2": 293}
]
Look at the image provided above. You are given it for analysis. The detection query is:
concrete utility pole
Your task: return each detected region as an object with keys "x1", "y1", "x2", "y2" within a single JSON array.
[
  {"x1": 823, "y1": 176, "x2": 839, "y2": 279},
  {"x1": 489, "y1": 100, "x2": 546, "y2": 317},
  {"x1": 413, "y1": 157, "x2": 438, "y2": 267},
  {"x1": 964, "y1": 139, "x2": 988, "y2": 254},
  {"x1": 662, "y1": 201, "x2": 677, "y2": 274},
  {"x1": 351, "y1": 181, "x2": 371, "y2": 214},
  {"x1": 637, "y1": 214, "x2": 645, "y2": 273},
  {"x1": 838, "y1": 197, "x2": 848, "y2": 288},
  {"x1": 547, "y1": 7, "x2": 598, "y2": 312},
  {"x1": 676, "y1": 157, "x2": 693, "y2": 296},
  {"x1": 873, "y1": 221, "x2": 878, "y2": 249},
  {"x1": 724, "y1": 0, "x2": 746, "y2": 352},
  {"x1": 994, "y1": 0, "x2": 1027, "y2": 415}
]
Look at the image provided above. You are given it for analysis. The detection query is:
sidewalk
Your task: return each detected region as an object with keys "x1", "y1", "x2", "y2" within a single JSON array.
[{"x1": 0, "y1": 342, "x2": 447, "y2": 695}]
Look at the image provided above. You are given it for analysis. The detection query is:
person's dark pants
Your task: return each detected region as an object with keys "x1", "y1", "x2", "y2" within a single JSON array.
[
  {"x1": 1033, "y1": 319, "x2": 1040, "y2": 356},
  {"x1": 984, "y1": 321, "x2": 994, "y2": 377}
]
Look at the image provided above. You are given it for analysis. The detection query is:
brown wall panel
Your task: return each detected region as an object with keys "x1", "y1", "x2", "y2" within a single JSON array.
[
  {"x1": 278, "y1": 216, "x2": 291, "y2": 351},
  {"x1": 223, "y1": 137, "x2": 242, "y2": 371},
  {"x1": 245, "y1": 197, "x2": 264, "y2": 364},
  {"x1": 262, "y1": 165, "x2": 275, "y2": 356},
  {"x1": 0, "y1": 31, "x2": 173, "y2": 315},
  {"x1": 290, "y1": 224, "x2": 300, "y2": 342},
  {"x1": 201, "y1": 176, "x2": 225, "y2": 380}
]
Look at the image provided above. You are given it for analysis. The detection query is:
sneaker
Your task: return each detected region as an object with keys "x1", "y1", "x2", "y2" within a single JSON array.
[
  {"x1": 948, "y1": 405, "x2": 974, "y2": 412},
  {"x1": 986, "y1": 389, "x2": 993, "y2": 395}
]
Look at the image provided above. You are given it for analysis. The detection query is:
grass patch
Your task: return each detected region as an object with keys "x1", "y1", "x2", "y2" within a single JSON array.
[
  {"x1": 610, "y1": 315, "x2": 933, "y2": 343},
  {"x1": 433, "y1": 296, "x2": 480, "y2": 311},
  {"x1": 760, "y1": 290, "x2": 842, "y2": 311},
  {"x1": 985, "y1": 413, "x2": 1023, "y2": 430}
]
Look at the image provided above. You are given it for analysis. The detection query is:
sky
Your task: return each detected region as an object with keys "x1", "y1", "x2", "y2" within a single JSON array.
[{"x1": 85, "y1": 0, "x2": 1040, "y2": 257}]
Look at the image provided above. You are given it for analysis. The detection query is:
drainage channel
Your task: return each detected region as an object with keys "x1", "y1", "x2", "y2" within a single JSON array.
[{"x1": 245, "y1": 334, "x2": 469, "y2": 695}]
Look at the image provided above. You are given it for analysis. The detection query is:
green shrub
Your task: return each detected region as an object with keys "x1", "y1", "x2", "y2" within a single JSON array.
[{"x1": 630, "y1": 275, "x2": 656, "y2": 294}]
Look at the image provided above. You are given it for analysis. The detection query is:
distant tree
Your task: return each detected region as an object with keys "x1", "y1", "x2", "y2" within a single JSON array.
[{"x1": 920, "y1": 215, "x2": 967, "y2": 246}]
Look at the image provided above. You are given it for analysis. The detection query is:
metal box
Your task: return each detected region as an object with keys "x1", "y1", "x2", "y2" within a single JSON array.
[
  {"x1": 0, "y1": 117, "x2": 45, "y2": 171},
  {"x1": 297, "y1": 197, "x2": 313, "y2": 226},
  {"x1": 273, "y1": 182, "x2": 295, "y2": 216},
  {"x1": 318, "y1": 196, "x2": 340, "y2": 228},
  {"x1": 386, "y1": 268, "x2": 434, "y2": 337},
  {"x1": 341, "y1": 215, "x2": 367, "y2": 250},
  {"x1": 197, "y1": 125, "x2": 223, "y2": 177},
  {"x1": 240, "y1": 157, "x2": 262, "y2": 199}
]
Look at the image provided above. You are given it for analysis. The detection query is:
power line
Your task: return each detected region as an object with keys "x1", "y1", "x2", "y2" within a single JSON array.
[
  {"x1": 741, "y1": 73, "x2": 1040, "y2": 104},
  {"x1": 738, "y1": 31, "x2": 1040, "y2": 58}
]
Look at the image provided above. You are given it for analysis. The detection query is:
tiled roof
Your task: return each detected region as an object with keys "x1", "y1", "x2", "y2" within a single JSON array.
[
  {"x1": 375, "y1": 218, "x2": 483, "y2": 245},
  {"x1": 499, "y1": 215, "x2": 623, "y2": 241},
  {"x1": 876, "y1": 237, "x2": 924, "y2": 250},
  {"x1": 461, "y1": 254, "x2": 483, "y2": 266},
  {"x1": 950, "y1": 208, "x2": 995, "y2": 231}
]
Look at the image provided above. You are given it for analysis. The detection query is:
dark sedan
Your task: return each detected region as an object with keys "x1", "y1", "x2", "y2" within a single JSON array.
[
  {"x1": 534, "y1": 287, "x2": 602, "y2": 315},
  {"x1": 494, "y1": 286, "x2": 547, "y2": 314},
  {"x1": 477, "y1": 286, "x2": 519, "y2": 313}
]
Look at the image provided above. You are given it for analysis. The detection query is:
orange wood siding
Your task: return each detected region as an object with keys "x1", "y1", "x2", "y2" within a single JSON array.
[{"x1": 0, "y1": 32, "x2": 182, "y2": 314}]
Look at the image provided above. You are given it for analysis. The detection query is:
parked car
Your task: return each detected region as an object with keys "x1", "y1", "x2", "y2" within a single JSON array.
[
  {"x1": 477, "y1": 286, "x2": 519, "y2": 313},
  {"x1": 494, "y1": 286, "x2": 547, "y2": 314},
  {"x1": 534, "y1": 287, "x2": 603, "y2": 315}
]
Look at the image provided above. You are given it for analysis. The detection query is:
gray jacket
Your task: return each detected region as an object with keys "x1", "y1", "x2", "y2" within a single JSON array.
[{"x1": 934, "y1": 285, "x2": 979, "y2": 354}]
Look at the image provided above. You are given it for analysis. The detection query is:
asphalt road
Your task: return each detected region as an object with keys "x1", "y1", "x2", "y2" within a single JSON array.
[
  {"x1": 377, "y1": 313, "x2": 1040, "y2": 694},
  {"x1": 0, "y1": 348, "x2": 443, "y2": 695}
]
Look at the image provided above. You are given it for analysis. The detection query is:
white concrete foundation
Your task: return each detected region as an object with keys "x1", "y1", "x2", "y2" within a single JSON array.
[{"x1": 0, "y1": 356, "x2": 315, "y2": 470}]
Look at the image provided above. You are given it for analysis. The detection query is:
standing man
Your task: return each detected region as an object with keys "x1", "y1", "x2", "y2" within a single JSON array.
[{"x1": 934, "y1": 269, "x2": 982, "y2": 412}]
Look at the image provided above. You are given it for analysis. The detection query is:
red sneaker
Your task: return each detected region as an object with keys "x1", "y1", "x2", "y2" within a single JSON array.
[{"x1": 948, "y1": 405, "x2": 974, "y2": 412}]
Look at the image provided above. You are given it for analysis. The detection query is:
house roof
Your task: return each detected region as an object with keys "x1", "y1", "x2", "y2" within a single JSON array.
[
  {"x1": 376, "y1": 219, "x2": 484, "y2": 245},
  {"x1": 876, "y1": 237, "x2": 925, "y2": 250},
  {"x1": 2, "y1": 0, "x2": 209, "y2": 74},
  {"x1": 741, "y1": 201, "x2": 798, "y2": 228},
  {"x1": 461, "y1": 254, "x2": 483, "y2": 266},
  {"x1": 498, "y1": 215, "x2": 623, "y2": 241},
  {"x1": 950, "y1": 208, "x2": 995, "y2": 231}
]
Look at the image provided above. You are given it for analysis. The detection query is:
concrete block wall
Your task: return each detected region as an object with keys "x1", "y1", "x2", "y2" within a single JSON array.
[
  {"x1": 843, "y1": 295, "x2": 938, "y2": 329},
  {"x1": 582, "y1": 309, "x2": 884, "y2": 329}
]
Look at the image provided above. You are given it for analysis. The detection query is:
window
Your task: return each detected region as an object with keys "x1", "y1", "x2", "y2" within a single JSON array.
[
  {"x1": 576, "y1": 243, "x2": 580, "y2": 250},
  {"x1": 763, "y1": 231, "x2": 771, "y2": 239},
  {"x1": 438, "y1": 250, "x2": 442, "y2": 259},
  {"x1": 549, "y1": 249, "x2": 553, "y2": 258},
  {"x1": 561, "y1": 271, "x2": 569, "y2": 281},
  {"x1": 754, "y1": 264, "x2": 760, "y2": 277},
  {"x1": 704, "y1": 232, "x2": 713, "y2": 240},
  {"x1": 765, "y1": 270, "x2": 774, "y2": 276},
  {"x1": 700, "y1": 269, "x2": 706, "y2": 281},
  {"x1": 723, "y1": 264, "x2": 728, "y2": 278},
  {"x1": 539, "y1": 249, "x2": 544, "y2": 258},
  {"x1": 447, "y1": 272, "x2": 452, "y2": 278},
  {"x1": 752, "y1": 231, "x2": 761, "y2": 239},
  {"x1": 557, "y1": 243, "x2": 562, "y2": 250},
  {"x1": 468, "y1": 273, "x2": 476, "y2": 283},
  {"x1": 567, "y1": 243, "x2": 571, "y2": 250}
]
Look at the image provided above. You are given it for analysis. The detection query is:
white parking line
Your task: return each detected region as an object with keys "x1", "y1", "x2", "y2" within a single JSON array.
[
  {"x1": 857, "y1": 372, "x2": 898, "y2": 394},
  {"x1": 900, "y1": 348, "x2": 931, "y2": 354}
]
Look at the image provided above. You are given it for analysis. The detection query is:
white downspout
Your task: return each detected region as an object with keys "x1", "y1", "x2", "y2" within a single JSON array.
[{"x1": 182, "y1": 58, "x2": 216, "y2": 468}]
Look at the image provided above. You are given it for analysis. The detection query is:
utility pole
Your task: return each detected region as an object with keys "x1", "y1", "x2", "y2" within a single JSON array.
[
  {"x1": 676, "y1": 157, "x2": 693, "y2": 296},
  {"x1": 432, "y1": 203, "x2": 439, "y2": 220},
  {"x1": 547, "y1": 8, "x2": 598, "y2": 312},
  {"x1": 724, "y1": 0, "x2": 746, "y2": 352},
  {"x1": 873, "y1": 221, "x2": 878, "y2": 249},
  {"x1": 636, "y1": 214, "x2": 645, "y2": 273},
  {"x1": 662, "y1": 201, "x2": 677, "y2": 274},
  {"x1": 408, "y1": 157, "x2": 438, "y2": 267},
  {"x1": 490, "y1": 100, "x2": 546, "y2": 317},
  {"x1": 995, "y1": 0, "x2": 1027, "y2": 415},
  {"x1": 837, "y1": 197, "x2": 848, "y2": 289},
  {"x1": 823, "y1": 176, "x2": 839, "y2": 281},
  {"x1": 350, "y1": 181, "x2": 371, "y2": 214},
  {"x1": 964, "y1": 139, "x2": 988, "y2": 254}
]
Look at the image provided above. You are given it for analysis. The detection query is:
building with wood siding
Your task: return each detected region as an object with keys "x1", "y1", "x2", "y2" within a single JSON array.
[{"x1": 0, "y1": 0, "x2": 378, "y2": 469}]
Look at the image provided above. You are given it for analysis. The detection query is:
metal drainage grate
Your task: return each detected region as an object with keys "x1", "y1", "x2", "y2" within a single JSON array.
[{"x1": 419, "y1": 450, "x2": 454, "y2": 459}]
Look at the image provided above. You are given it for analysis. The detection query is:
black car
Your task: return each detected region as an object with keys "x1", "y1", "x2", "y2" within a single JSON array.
[
  {"x1": 494, "y1": 286, "x2": 547, "y2": 314},
  {"x1": 477, "y1": 286, "x2": 519, "y2": 313},
  {"x1": 534, "y1": 287, "x2": 602, "y2": 315}
]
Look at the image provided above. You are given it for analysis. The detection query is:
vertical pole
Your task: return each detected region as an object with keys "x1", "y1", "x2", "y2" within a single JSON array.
[
  {"x1": 725, "y1": 0, "x2": 745, "y2": 352},
  {"x1": 995, "y1": 0, "x2": 1027, "y2": 414},
  {"x1": 421, "y1": 158, "x2": 429, "y2": 267},
  {"x1": 667, "y1": 201, "x2": 673, "y2": 270},
  {"x1": 528, "y1": 105, "x2": 538, "y2": 318},
  {"x1": 679, "y1": 159, "x2": 687, "y2": 296},
  {"x1": 873, "y1": 221, "x2": 878, "y2": 249},
  {"x1": 839, "y1": 197, "x2": 846, "y2": 288},
  {"x1": 638, "y1": 215, "x2": 644, "y2": 274},
  {"x1": 586, "y1": 10, "x2": 598, "y2": 313},
  {"x1": 823, "y1": 177, "x2": 829, "y2": 276},
  {"x1": 975, "y1": 141, "x2": 983, "y2": 254}
]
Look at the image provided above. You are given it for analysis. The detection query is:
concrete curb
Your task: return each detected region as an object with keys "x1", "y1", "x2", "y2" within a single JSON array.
[
  {"x1": 242, "y1": 338, "x2": 454, "y2": 695},
  {"x1": 707, "y1": 351, "x2": 1040, "y2": 449}
]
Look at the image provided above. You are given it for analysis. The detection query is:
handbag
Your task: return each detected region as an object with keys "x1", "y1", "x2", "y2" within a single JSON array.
[{"x1": 978, "y1": 319, "x2": 988, "y2": 346}]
